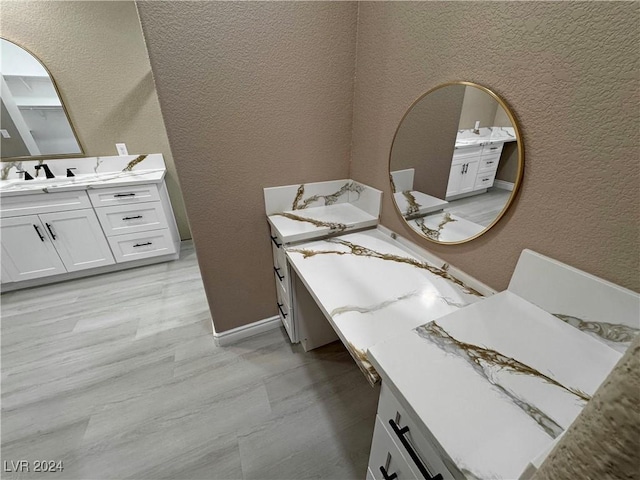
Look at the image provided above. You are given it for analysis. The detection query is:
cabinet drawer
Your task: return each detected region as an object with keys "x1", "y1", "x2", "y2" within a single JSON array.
[
  {"x1": 88, "y1": 184, "x2": 160, "y2": 207},
  {"x1": 270, "y1": 229, "x2": 286, "y2": 266},
  {"x1": 275, "y1": 280, "x2": 294, "y2": 340},
  {"x1": 0, "y1": 191, "x2": 91, "y2": 218},
  {"x1": 482, "y1": 142, "x2": 503, "y2": 155},
  {"x1": 452, "y1": 145, "x2": 482, "y2": 161},
  {"x1": 273, "y1": 262, "x2": 291, "y2": 296},
  {"x1": 369, "y1": 416, "x2": 419, "y2": 480},
  {"x1": 96, "y1": 202, "x2": 168, "y2": 237},
  {"x1": 377, "y1": 383, "x2": 455, "y2": 480},
  {"x1": 475, "y1": 171, "x2": 496, "y2": 189},
  {"x1": 107, "y1": 229, "x2": 176, "y2": 263},
  {"x1": 478, "y1": 154, "x2": 500, "y2": 173}
]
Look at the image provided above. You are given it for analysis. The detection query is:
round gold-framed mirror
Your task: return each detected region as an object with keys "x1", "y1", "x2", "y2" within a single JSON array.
[{"x1": 389, "y1": 81, "x2": 524, "y2": 244}]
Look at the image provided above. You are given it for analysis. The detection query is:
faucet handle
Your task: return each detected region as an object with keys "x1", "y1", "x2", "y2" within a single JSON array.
[{"x1": 66, "y1": 168, "x2": 76, "y2": 178}]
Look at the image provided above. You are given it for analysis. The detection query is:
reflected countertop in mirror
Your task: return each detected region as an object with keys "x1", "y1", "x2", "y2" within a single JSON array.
[
  {"x1": 389, "y1": 81, "x2": 523, "y2": 244},
  {"x1": 1, "y1": 38, "x2": 83, "y2": 161}
]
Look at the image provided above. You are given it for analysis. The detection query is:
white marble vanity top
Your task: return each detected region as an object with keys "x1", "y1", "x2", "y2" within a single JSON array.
[
  {"x1": 455, "y1": 126, "x2": 516, "y2": 148},
  {"x1": 393, "y1": 191, "x2": 448, "y2": 218},
  {"x1": 285, "y1": 228, "x2": 484, "y2": 383},
  {"x1": 0, "y1": 154, "x2": 166, "y2": 197},
  {"x1": 265, "y1": 179, "x2": 382, "y2": 244},
  {"x1": 406, "y1": 211, "x2": 485, "y2": 243},
  {"x1": 367, "y1": 290, "x2": 623, "y2": 480}
]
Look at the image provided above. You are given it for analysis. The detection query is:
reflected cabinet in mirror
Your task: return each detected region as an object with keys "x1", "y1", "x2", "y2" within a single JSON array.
[
  {"x1": 389, "y1": 82, "x2": 523, "y2": 244},
  {"x1": 0, "y1": 38, "x2": 83, "y2": 161}
]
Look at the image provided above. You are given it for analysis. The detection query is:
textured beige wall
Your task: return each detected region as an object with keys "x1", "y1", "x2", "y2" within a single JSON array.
[
  {"x1": 533, "y1": 336, "x2": 640, "y2": 480},
  {"x1": 137, "y1": 1, "x2": 356, "y2": 332},
  {"x1": 390, "y1": 85, "x2": 464, "y2": 199},
  {"x1": 0, "y1": 1, "x2": 191, "y2": 240},
  {"x1": 351, "y1": 1, "x2": 639, "y2": 292},
  {"x1": 458, "y1": 85, "x2": 498, "y2": 130}
]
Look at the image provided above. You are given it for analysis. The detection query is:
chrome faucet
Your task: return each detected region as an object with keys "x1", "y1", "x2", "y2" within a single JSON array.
[{"x1": 34, "y1": 164, "x2": 55, "y2": 179}]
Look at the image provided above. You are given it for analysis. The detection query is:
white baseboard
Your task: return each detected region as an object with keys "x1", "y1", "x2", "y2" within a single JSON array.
[
  {"x1": 493, "y1": 179, "x2": 514, "y2": 191},
  {"x1": 213, "y1": 315, "x2": 281, "y2": 346}
]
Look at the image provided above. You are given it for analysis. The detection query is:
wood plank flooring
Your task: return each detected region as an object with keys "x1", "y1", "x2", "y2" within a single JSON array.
[
  {"x1": 1, "y1": 242, "x2": 379, "y2": 479},
  {"x1": 444, "y1": 187, "x2": 511, "y2": 226}
]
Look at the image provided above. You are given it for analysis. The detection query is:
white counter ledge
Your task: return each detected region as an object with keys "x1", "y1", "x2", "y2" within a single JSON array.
[
  {"x1": 265, "y1": 179, "x2": 382, "y2": 244},
  {"x1": 285, "y1": 228, "x2": 485, "y2": 384}
]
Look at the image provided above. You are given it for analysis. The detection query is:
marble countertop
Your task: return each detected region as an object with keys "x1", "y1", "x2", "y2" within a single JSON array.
[
  {"x1": 285, "y1": 228, "x2": 483, "y2": 384},
  {"x1": 265, "y1": 179, "x2": 382, "y2": 244},
  {"x1": 0, "y1": 154, "x2": 166, "y2": 197},
  {"x1": 268, "y1": 203, "x2": 379, "y2": 244},
  {"x1": 406, "y1": 212, "x2": 485, "y2": 243},
  {"x1": 393, "y1": 191, "x2": 448, "y2": 218},
  {"x1": 455, "y1": 126, "x2": 516, "y2": 148},
  {"x1": 367, "y1": 290, "x2": 622, "y2": 479}
]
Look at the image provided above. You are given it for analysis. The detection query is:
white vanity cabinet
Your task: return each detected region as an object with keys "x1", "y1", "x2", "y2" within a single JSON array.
[
  {"x1": 368, "y1": 384, "x2": 454, "y2": 480},
  {"x1": 90, "y1": 184, "x2": 178, "y2": 263},
  {"x1": 0, "y1": 193, "x2": 115, "y2": 283},
  {"x1": 0, "y1": 179, "x2": 180, "y2": 291},
  {"x1": 270, "y1": 227, "x2": 295, "y2": 341},
  {"x1": 446, "y1": 142, "x2": 503, "y2": 200}
]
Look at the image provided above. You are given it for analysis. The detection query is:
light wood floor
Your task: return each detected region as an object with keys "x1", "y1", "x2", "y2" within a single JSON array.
[
  {"x1": 444, "y1": 187, "x2": 511, "y2": 227},
  {"x1": 1, "y1": 242, "x2": 378, "y2": 480}
]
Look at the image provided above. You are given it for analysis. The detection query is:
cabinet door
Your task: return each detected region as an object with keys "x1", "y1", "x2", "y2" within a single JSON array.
[
  {"x1": 445, "y1": 163, "x2": 466, "y2": 197},
  {"x1": 1, "y1": 215, "x2": 66, "y2": 282},
  {"x1": 458, "y1": 159, "x2": 480, "y2": 194},
  {"x1": 39, "y1": 209, "x2": 115, "y2": 272}
]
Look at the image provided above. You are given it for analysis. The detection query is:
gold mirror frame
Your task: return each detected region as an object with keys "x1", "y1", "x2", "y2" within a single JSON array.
[
  {"x1": 389, "y1": 81, "x2": 524, "y2": 245},
  {"x1": 1, "y1": 37, "x2": 85, "y2": 162}
]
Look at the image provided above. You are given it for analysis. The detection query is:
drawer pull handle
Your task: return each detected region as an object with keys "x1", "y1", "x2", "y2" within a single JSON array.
[
  {"x1": 33, "y1": 224, "x2": 45, "y2": 242},
  {"x1": 490, "y1": 147, "x2": 498, "y2": 150},
  {"x1": 114, "y1": 193, "x2": 136, "y2": 197},
  {"x1": 274, "y1": 267, "x2": 285, "y2": 281},
  {"x1": 122, "y1": 215, "x2": 143, "y2": 221},
  {"x1": 389, "y1": 419, "x2": 443, "y2": 480},
  {"x1": 486, "y1": 161, "x2": 494, "y2": 164},
  {"x1": 45, "y1": 223, "x2": 56, "y2": 240},
  {"x1": 277, "y1": 302, "x2": 287, "y2": 318},
  {"x1": 379, "y1": 466, "x2": 397, "y2": 480},
  {"x1": 270, "y1": 235, "x2": 282, "y2": 248},
  {"x1": 133, "y1": 242, "x2": 152, "y2": 248}
]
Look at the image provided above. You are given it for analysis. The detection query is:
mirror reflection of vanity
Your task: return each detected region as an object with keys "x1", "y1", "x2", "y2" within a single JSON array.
[
  {"x1": 390, "y1": 81, "x2": 523, "y2": 244},
  {"x1": 0, "y1": 38, "x2": 83, "y2": 160}
]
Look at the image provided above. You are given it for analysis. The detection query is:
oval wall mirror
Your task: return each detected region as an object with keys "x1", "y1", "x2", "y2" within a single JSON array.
[
  {"x1": 389, "y1": 81, "x2": 523, "y2": 244},
  {"x1": 0, "y1": 38, "x2": 83, "y2": 161}
]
